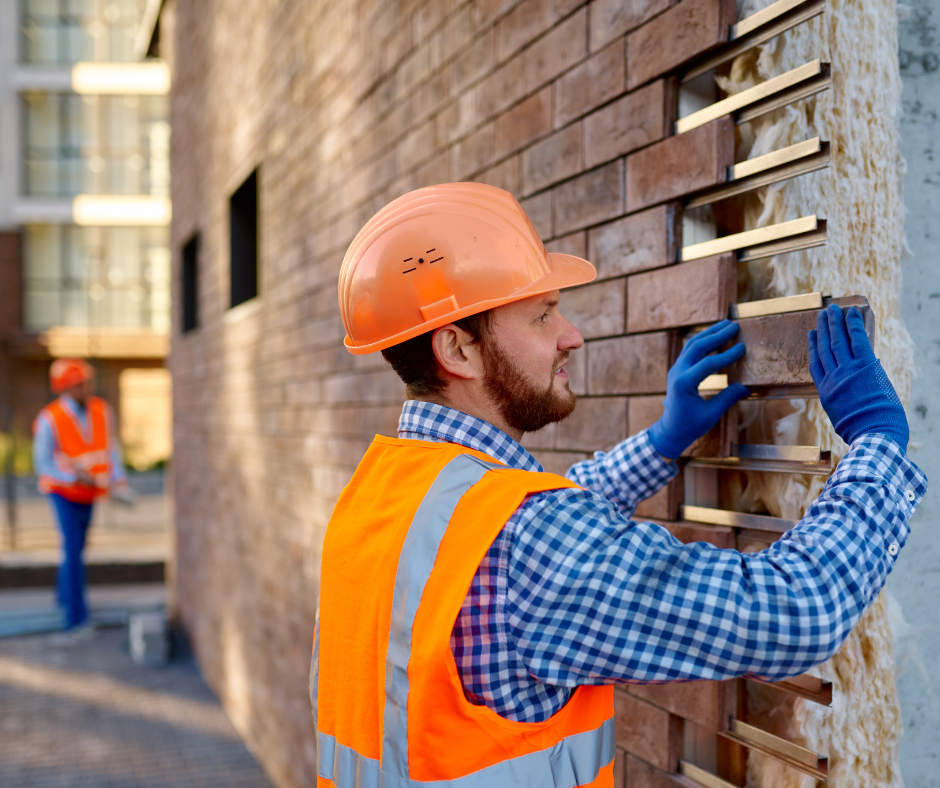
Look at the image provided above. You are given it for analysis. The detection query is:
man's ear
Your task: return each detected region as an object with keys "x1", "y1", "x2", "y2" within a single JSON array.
[{"x1": 431, "y1": 324, "x2": 484, "y2": 382}]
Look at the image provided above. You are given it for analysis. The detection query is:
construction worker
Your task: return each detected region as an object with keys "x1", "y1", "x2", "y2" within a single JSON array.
[
  {"x1": 33, "y1": 358, "x2": 130, "y2": 636},
  {"x1": 312, "y1": 183, "x2": 926, "y2": 787}
]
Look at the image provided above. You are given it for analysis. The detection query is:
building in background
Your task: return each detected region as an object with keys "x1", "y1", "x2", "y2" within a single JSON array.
[{"x1": 0, "y1": 0, "x2": 172, "y2": 473}]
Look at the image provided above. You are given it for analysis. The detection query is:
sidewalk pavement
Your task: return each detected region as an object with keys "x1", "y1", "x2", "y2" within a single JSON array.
[{"x1": 0, "y1": 585, "x2": 273, "y2": 787}]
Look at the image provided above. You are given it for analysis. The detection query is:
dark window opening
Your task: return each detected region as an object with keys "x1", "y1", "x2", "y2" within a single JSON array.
[
  {"x1": 181, "y1": 233, "x2": 198, "y2": 333},
  {"x1": 230, "y1": 168, "x2": 259, "y2": 308}
]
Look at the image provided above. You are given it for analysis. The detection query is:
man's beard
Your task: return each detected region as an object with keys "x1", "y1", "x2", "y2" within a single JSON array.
[{"x1": 482, "y1": 340, "x2": 577, "y2": 435}]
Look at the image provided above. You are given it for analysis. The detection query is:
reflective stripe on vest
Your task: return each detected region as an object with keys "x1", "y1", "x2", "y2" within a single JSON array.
[{"x1": 314, "y1": 453, "x2": 615, "y2": 788}]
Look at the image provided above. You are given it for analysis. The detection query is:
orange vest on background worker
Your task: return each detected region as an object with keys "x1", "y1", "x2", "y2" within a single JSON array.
[
  {"x1": 312, "y1": 436, "x2": 616, "y2": 788},
  {"x1": 34, "y1": 396, "x2": 113, "y2": 505}
]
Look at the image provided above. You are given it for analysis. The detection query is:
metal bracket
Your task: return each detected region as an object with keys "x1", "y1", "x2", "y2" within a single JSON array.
[
  {"x1": 682, "y1": 0, "x2": 828, "y2": 83},
  {"x1": 686, "y1": 139, "x2": 831, "y2": 210},
  {"x1": 677, "y1": 60, "x2": 831, "y2": 135},
  {"x1": 749, "y1": 674, "x2": 834, "y2": 706},
  {"x1": 720, "y1": 720, "x2": 828, "y2": 781},
  {"x1": 681, "y1": 505, "x2": 798, "y2": 534},
  {"x1": 681, "y1": 216, "x2": 825, "y2": 263},
  {"x1": 687, "y1": 445, "x2": 833, "y2": 475}
]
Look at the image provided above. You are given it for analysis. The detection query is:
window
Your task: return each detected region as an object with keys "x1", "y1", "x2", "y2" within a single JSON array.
[
  {"x1": 229, "y1": 169, "x2": 259, "y2": 308},
  {"x1": 21, "y1": 92, "x2": 169, "y2": 197},
  {"x1": 20, "y1": 0, "x2": 149, "y2": 65},
  {"x1": 181, "y1": 233, "x2": 198, "y2": 333},
  {"x1": 22, "y1": 224, "x2": 170, "y2": 332}
]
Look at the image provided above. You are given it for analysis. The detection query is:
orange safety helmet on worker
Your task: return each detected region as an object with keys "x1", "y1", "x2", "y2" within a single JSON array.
[
  {"x1": 314, "y1": 184, "x2": 614, "y2": 786},
  {"x1": 34, "y1": 359, "x2": 113, "y2": 504}
]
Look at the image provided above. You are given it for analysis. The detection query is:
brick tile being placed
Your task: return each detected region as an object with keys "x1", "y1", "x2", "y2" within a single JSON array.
[
  {"x1": 588, "y1": 204, "x2": 681, "y2": 280},
  {"x1": 584, "y1": 79, "x2": 674, "y2": 169},
  {"x1": 626, "y1": 117, "x2": 733, "y2": 213},
  {"x1": 626, "y1": 0, "x2": 736, "y2": 89},
  {"x1": 554, "y1": 159, "x2": 625, "y2": 235},
  {"x1": 626, "y1": 253, "x2": 735, "y2": 332},
  {"x1": 613, "y1": 690, "x2": 683, "y2": 771},
  {"x1": 587, "y1": 331, "x2": 679, "y2": 395}
]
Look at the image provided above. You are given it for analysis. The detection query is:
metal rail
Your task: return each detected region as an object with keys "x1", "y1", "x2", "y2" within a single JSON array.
[
  {"x1": 720, "y1": 720, "x2": 828, "y2": 781},
  {"x1": 681, "y1": 505, "x2": 798, "y2": 534},
  {"x1": 677, "y1": 60, "x2": 831, "y2": 134},
  {"x1": 681, "y1": 216, "x2": 821, "y2": 262},
  {"x1": 682, "y1": 0, "x2": 827, "y2": 83}
]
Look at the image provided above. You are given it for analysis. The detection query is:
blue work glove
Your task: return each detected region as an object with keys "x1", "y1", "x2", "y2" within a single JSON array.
[
  {"x1": 808, "y1": 304, "x2": 909, "y2": 449},
  {"x1": 648, "y1": 320, "x2": 750, "y2": 460}
]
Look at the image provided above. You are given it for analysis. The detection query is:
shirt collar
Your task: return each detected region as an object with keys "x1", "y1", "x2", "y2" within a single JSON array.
[
  {"x1": 398, "y1": 400, "x2": 543, "y2": 472},
  {"x1": 60, "y1": 394, "x2": 85, "y2": 415}
]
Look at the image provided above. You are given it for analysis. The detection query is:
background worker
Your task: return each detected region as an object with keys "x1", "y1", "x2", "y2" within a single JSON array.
[
  {"x1": 313, "y1": 184, "x2": 926, "y2": 787},
  {"x1": 33, "y1": 358, "x2": 130, "y2": 635}
]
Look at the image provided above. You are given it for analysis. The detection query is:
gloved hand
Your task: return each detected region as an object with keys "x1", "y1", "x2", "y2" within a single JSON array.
[
  {"x1": 808, "y1": 304, "x2": 909, "y2": 449},
  {"x1": 648, "y1": 320, "x2": 750, "y2": 460}
]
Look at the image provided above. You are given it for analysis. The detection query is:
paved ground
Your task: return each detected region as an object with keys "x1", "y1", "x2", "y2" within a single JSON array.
[{"x1": 0, "y1": 587, "x2": 272, "y2": 787}]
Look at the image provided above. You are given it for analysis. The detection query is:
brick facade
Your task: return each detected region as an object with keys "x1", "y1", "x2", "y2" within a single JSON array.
[{"x1": 163, "y1": 1, "x2": 754, "y2": 785}]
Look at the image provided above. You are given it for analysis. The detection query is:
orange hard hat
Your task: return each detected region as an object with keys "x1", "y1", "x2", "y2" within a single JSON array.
[
  {"x1": 49, "y1": 358, "x2": 94, "y2": 394},
  {"x1": 339, "y1": 182, "x2": 596, "y2": 354}
]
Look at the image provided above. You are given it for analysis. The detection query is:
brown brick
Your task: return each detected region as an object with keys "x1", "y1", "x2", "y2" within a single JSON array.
[
  {"x1": 416, "y1": 150, "x2": 450, "y2": 187},
  {"x1": 496, "y1": 86, "x2": 552, "y2": 157},
  {"x1": 545, "y1": 230, "x2": 587, "y2": 258},
  {"x1": 454, "y1": 29, "x2": 497, "y2": 93},
  {"x1": 613, "y1": 691, "x2": 683, "y2": 771},
  {"x1": 651, "y1": 519, "x2": 735, "y2": 548},
  {"x1": 522, "y1": 124, "x2": 583, "y2": 195},
  {"x1": 564, "y1": 343, "x2": 588, "y2": 394},
  {"x1": 628, "y1": 387, "x2": 737, "y2": 461},
  {"x1": 554, "y1": 39, "x2": 626, "y2": 128},
  {"x1": 588, "y1": 332, "x2": 679, "y2": 395},
  {"x1": 557, "y1": 0, "x2": 590, "y2": 15},
  {"x1": 521, "y1": 190, "x2": 553, "y2": 239},
  {"x1": 436, "y1": 91, "x2": 478, "y2": 146},
  {"x1": 584, "y1": 79, "x2": 672, "y2": 169},
  {"x1": 588, "y1": 205, "x2": 680, "y2": 281},
  {"x1": 529, "y1": 450, "x2": 592, "y2": 475},
  {"x1": 555, "y1": 396, "x2": 627, "y2": 451},
  {"x1": 475, "y1": 155, "x2": 522, "y2": 193},
  {"x1": 451, "y1": 121, "x2": 498, "y2": 178},
  {"x1": 626, "y1": 0, "x2": 736, "y2": 89},
  {"x1": 477, "y1": 54, "x2": 528, "y2": 120},
  {"x1": 635, "y1": 478, "x2": 681, "y2": 520},
  {"x1": 625, "y1": 681, "x2": 735, "y2": 732},
  {"x1": 628, "y1": 393, "x2": 665, "y2": 434},
  {"x1": 521, "y1": 7, "x2": 588, "y2": 92},
  {"x1": 554, "y1": 160, "x2": 624, "y2": 235},
  {"x1": 626, "y1": 254, "x2": 735, "y2": 333},
  {"x1": 590, "y1": 0, "x2": 674, "y2": 52},
  {"x1": 625, "y1": 755, "x2": 689, "y2": 788},
  {"x1": 474, "y1": 0, "x2": 517, "y2": 30},
  {"x1": 521, "y1": 422, "x2": 557, "y2": 450},
  {"x1": 614, "y1": 747, "x2": 626, "y2": 788},
  {"x1": 562, "y1": 278, "x2": 626, "y2": 339},
  {"x1": 626, "y1": 117, "x2": 733, "y2": 213},
  {"x1": 497, "y1": 0, "x2": 553, "y2": 62}
]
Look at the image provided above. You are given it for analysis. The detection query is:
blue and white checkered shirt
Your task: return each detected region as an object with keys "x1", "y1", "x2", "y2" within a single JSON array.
[{"x1": 398, "y1": 400, "x2": 927, "y2": 723}]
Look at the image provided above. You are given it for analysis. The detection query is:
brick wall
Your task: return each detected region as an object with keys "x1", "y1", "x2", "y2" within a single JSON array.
[{"x1": 164, "y1": 0, "x2": 746, "y2": 785}]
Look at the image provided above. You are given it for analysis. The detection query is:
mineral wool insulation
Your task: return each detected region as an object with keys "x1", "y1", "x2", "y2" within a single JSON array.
[{"x1": 718, "y1": 1, "x2": 913, "y2": 785}]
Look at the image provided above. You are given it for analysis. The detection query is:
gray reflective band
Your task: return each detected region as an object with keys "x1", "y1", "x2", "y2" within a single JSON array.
[
  {"x1": 315, "y1": 454, "x2": 614, "y2": 787},
  {"x1": 383, "y1": 455, "x2": 492, "y2": 779},
  {"x1": 317, "y1": 717, "x2": 615, "y2": 788}
]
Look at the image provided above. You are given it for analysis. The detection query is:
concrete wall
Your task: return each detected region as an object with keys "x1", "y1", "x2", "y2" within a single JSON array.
[{"x1": 895, "y1": 2, "x2": 940, "y2": 784}]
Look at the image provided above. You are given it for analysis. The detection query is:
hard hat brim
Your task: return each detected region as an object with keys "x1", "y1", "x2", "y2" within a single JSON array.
[{"x1": 344, "y1": 252, "x2": 597, "y2": 355}]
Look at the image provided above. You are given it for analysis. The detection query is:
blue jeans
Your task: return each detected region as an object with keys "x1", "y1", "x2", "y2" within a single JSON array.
[{"x1": 48, "y1": 493, "x2": 94, "y2": 629}]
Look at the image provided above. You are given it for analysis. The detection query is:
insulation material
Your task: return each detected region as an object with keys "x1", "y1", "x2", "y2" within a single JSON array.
[{"x1": 718, "y1": 1, "x2": 913, "y2": 785}]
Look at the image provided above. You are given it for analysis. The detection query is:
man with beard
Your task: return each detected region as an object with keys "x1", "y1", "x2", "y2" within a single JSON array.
[{"x1": 312, "y1": 183, "x2": 925, "y2": 788}]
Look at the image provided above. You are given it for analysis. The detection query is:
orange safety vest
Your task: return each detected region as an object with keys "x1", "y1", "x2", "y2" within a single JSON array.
[
  {"x1": 312, "y1": 436, "x2": 616, "y2": 788},
  {"x1": 34, "y1": 396, "x2": 113, "y2": 504}
]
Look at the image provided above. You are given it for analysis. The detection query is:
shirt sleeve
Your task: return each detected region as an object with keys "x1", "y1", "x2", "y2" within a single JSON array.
[
  {"x1": 564, "y1": 429, "x2": 678, "y2": 519},
  {"x1": 503, "y1": 434, "x2": 928, "y2": 685},
  {"x1": 33, "y1": 414, "x2": 76, "y2": 486}
]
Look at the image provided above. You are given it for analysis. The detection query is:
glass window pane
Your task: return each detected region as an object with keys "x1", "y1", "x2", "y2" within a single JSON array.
[
  {"x1": 24, "y1": 288, "x2": 60, "y2": 332},
  {"x1": 24, "y1": 225, "x2": 61, "y2": 280},
  {"x1": 25, "y1": 0, "x2": 61, "y2": 15},
  {"x1": 24, "y1": 93, "x2": 60, "y2": 148},
  {"x1": 62, "y1": 288, "x2": 89, "y2": 326}
]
